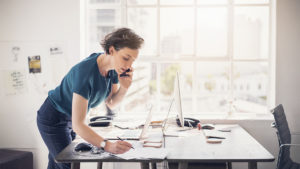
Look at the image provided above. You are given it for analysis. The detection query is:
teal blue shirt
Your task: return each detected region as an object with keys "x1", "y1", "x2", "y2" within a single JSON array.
[{"x1": 48, "y1": 53, "x2": 119, "y2": 116}]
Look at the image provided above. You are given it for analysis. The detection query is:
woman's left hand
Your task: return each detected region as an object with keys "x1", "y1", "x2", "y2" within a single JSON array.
[{"x1": 119, "y1": 68, "x2": 133, "y2": 89}]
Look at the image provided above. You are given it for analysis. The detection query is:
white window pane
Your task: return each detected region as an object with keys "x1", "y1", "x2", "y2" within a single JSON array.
[
  {"x1": 160, "y1": 8, "x2": 194, "y2": 56},
  {"x1": 121, "y1": 62, "x2": 156, "y2": 113},
  {"x1": 196, "y1": 62, "x2": 230, "y2": 113},
  {"x1": 234, "y1": 7, "x2": 269, "y2": 59},
  {"x1": 128, "y1": 8, "x2": 157, "y2": 56},
  {"x1": 233, "y1": 62, "x2": 268, "y2": 113},
  {"x1": 88, "y1": 9, "x2": 121, "y2": 53},
  {"x1": 197, "y1": 8, "x2": 228, "y2": 57},
  {"x1": 89, "y1": 9, "x2": 121, "y2": 26},
  {"x1": 90, "y1": 0, "x2": 120, "y2": 4},
  {"x1": 198, "y1": 0, "x2": 228, "y2": 5},
  {"x1": 88, "y1": 27, "x2": 115, "y2": 54},
  {"x1": 160, "y1": 63, "x2": 193, "y2": 113},
  {"x1": 127, "y1": 0, "x2": 157, "y2": 5},
  {"x1": 161, "y1": 0, "x2": 193, "y2": 5},
  {"x1": 234, "y1": 0, "x2": 269, "y2": 4}
]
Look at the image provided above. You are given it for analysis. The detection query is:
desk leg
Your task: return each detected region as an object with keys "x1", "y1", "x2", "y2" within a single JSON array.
[
  {"x1": 248, "y1": 162, "x2": 257, "y2": 169},
  {"x1": 178, "y1": 162, "x2": 188, "y2": 169},
  {"x1": 71, "y1": 162, "x2": 80, "y2": 169},
  {"x1": 97, "y1": 162, "x2": 103, "y2": 169},
  {"x1": 140, "y1": 162, "x2": 149, "y2": 169},
  {"x1": 150, "y1": 162, "x2": 157, "y2": 169},
  {"x1": 227, "y1": 162, "x2": 232, "y2": 169}
]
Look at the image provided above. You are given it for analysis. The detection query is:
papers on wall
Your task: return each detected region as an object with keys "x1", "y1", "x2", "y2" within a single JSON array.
[
  {"x1": 28, "y1": 55, "x2": 41, "y2": 73},
  {"x1": 114, "y1": 141, "x2": 168, "y2": 160},
  {"x1": 2, "y1": 69, "x2": 27, "y2": 95}
]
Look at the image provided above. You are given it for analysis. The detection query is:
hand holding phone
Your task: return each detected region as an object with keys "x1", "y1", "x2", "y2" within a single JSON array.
[
  {"x1": 119, "y1": 68, "x2": 133, "y2": 89},
  {"x1": 120, "y1": 68, "x2": 131, "y2": 77}
]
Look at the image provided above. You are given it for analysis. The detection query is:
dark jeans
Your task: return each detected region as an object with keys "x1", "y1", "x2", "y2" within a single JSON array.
[{"x1": 37, "y1": 97, "x2": 76, "y2": 169}]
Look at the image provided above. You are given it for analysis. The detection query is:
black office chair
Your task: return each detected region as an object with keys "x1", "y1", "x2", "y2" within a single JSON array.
[{"x1": 271, "y1": 104, "x2": 300, "y2": 169}]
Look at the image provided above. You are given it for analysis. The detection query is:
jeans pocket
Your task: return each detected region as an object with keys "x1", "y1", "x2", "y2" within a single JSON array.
[{"x1": 37, "y1": 98, "x2": 62, "y2": 125}]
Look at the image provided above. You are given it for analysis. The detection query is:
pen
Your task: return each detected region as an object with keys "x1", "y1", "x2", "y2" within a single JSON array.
[{"x1": 117, "y1": 137, "x2": 135, "y2": 149}]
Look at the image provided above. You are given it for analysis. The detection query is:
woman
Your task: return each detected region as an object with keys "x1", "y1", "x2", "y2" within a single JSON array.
[{"x1": 37, "y1": 28, "x2": 144, "y2": 169}]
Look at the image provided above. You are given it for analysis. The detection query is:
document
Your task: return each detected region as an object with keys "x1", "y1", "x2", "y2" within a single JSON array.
[{"x1": 114, "y1": 142, "x2": 168, "y2": 160}]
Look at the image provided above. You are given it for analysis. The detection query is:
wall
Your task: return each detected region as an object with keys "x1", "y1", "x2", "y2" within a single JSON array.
[
  {"x1": 0, "y1": 0, "x2": 80, "y2": 169},
  {"x1": 276, "y1": 0, "x2": 300, "y2": 162},
  {"x1": 276, "y1": 0, "x2": 300, "y2": 131}
]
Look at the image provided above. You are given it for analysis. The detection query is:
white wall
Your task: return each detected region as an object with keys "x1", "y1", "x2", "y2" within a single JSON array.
[
  {"x1": 0, "y1": 0, "x2": 80, "y2": 169},
  {"x1": 275, "y1": 0, "x2": 300, "y2": 163},
  {"x1": 276, "y1": 0, "x2": 300, "y2": 131}
]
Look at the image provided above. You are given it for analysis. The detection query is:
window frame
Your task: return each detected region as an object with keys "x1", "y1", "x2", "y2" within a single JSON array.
[{"x1": 82, "y1": 0, "x2": 276, "y2": 116}]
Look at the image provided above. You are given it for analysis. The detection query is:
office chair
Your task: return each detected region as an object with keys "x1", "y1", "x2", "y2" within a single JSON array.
[{"x1": 271, "y1": 104, "x2": 300, "y2": 169}]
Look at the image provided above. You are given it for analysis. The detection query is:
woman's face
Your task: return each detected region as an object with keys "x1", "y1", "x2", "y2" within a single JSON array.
[{"x1": 109, "y1": 46, "x2": 139, "y2": 75}]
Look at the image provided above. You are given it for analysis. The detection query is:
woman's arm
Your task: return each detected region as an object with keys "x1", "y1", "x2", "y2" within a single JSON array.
[
  {"x1": 106, "y1": 70, "x2": 133, "y2": 109},
  {"x1": 71, "y1": 93, "x2": 132, "y2": 154},
  {"x1": 105, "y1": 84, "x2": 127, "y2": 109}
]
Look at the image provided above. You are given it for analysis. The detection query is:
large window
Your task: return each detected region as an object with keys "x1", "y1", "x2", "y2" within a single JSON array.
[{"x1": 84, "y1": 0, "x2": 275, "y2": 116}]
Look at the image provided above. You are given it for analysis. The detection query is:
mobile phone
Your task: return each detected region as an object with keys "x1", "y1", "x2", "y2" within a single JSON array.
[{"x1": 120, "y1": 68, "x2": 131, "y2": 77}]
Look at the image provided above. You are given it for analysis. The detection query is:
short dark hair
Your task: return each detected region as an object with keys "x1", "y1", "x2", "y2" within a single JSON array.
[{"x1": 100, "y1": 28, "x2": 144, "y2": 54}]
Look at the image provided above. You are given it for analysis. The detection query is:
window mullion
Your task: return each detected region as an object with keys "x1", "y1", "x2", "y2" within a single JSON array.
[
  {"x1": 157, "y1": 0, "x2": 161, "y2": 113},
  {"x1": 268, "y1": 0, "x2": 275, "y2": 109},
  {"x1": 123, "y1": 0, "x2": 127, "y2": 27},
  {"x1": 119, "y1": 0, "x2": 127, "y2": 113},
  {"x1": 192, "y1": 0, "x2": 197, "y2": 114},
  {"x1": 228, "y1": 0, "x2": 234, "y2": 116}
]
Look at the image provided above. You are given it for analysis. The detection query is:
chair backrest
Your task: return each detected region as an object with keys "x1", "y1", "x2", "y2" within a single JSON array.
[
  {"x1": 272, "y1": 104, "x2": 291, "y2": 144},
  {"x1": 271, "y1": 104, "x2": 292, "y2": 169}
]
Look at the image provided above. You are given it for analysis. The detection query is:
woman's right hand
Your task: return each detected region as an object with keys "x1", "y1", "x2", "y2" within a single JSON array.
[{"x1": 104, "y1": 140, "x2": 132, "y2": 154}]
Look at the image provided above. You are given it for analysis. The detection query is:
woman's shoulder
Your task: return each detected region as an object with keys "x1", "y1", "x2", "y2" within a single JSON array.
[
  {"x1": 74, "y1": 53, "x2": 100, "y2": 68},
  {"x1": 82, "y1": 53, "x2": 101, "y2": 62},
  {"x1": 69, "y1": 53, "x2": 100, "y2": 77}
]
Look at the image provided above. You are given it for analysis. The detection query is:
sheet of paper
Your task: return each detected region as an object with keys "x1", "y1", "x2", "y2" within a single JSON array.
[{"x1": 114, "y1": 142, "x2": 168, "y2": 160}]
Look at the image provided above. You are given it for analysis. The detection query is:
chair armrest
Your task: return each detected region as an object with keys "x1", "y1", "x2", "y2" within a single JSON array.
[{"x1": 280, "y1": 144, "x2": 300, "y2": 148}]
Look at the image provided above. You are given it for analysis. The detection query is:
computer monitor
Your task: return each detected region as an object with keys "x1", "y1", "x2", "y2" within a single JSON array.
[{"x1": 174, "y1": 72, "x2": 184, "y2": 129}]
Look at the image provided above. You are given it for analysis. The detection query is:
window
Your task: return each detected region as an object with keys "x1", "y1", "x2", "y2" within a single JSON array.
[{"x1": 83, "y1": 0, "x2": 275, "y2": 116}]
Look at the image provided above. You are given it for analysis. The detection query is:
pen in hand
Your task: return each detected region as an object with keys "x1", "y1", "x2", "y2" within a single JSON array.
[{"x1": 117, "y1": 137, "x2": 135, "y2": 149}]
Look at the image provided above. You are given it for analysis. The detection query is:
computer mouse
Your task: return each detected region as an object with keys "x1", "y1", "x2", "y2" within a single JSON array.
[
  {"x1": 74, "y1": 142, "x2": 93, "y2": 152},
  {"x1": 201, "y1": 124, "x2": 215, "y2": 130}
]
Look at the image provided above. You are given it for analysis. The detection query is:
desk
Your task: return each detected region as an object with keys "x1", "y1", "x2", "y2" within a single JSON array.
[
  {"x1": 55, "y1": 125, "x2": 274, "y2": 169},
  {"x1": 165, "y1": 125, "x2": 274, "y2": 169}
]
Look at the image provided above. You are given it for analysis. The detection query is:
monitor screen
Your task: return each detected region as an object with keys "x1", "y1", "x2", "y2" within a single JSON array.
[{"x1": 174, "y1": 72, "x2": 184, "y2": 128}]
